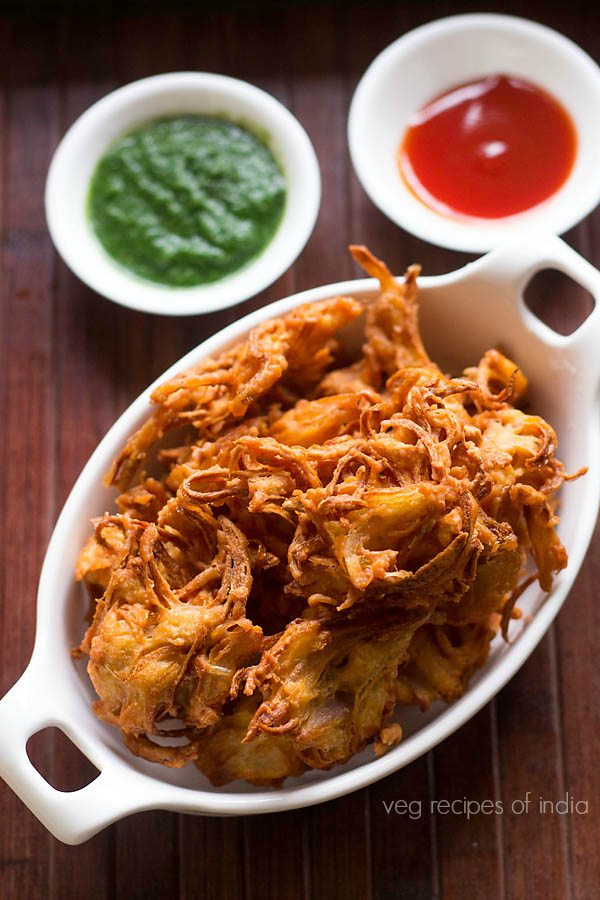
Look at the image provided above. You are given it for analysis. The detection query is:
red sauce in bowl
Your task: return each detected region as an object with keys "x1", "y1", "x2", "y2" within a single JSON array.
[{"x1": 398, "y1": 74, "x2": 577, "y2": 219}]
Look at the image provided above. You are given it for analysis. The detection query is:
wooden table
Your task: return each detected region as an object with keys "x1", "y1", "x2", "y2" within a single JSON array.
[{"x1": 1, "y1": 3, "x2": 598, "y2": 898}]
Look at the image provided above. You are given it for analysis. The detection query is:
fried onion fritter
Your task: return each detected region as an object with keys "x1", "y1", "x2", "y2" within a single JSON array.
[{"x1": 76, "y1": 246, "x2": 578, "y2": 785}]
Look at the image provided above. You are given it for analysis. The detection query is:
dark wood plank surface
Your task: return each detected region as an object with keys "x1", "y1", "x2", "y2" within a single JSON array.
[{"x1": 0, "y1": 4, "x2": 598, "y2": 899}]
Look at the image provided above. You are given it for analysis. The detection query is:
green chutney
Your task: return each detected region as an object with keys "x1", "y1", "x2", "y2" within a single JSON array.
[{"x1": 88, "y1": 116, "x2": 287, "y2": 287}]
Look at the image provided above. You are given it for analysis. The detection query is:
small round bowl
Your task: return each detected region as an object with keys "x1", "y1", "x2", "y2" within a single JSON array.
[
  {"x1": 348, "y1": 14, "x2": 600, "y2": 252},
  {"x1": 46, "y1": 73, "x2": 321, "y2": 316}
]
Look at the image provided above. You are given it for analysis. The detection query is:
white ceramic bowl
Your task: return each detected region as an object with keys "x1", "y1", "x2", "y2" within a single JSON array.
[
  {"x1": 348, "y1": 14, "x2": 600, "y2": 252},
  {"x1": 0, "y1": 236, "x2": 599, "y2": 843},
  {"x1": 45, "y1": 72, "x2": 320, "y2": 316}
]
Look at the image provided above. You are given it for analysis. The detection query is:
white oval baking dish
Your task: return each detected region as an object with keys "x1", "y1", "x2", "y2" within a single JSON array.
[{"x1": 0, "y1": 235, "x2": 598, "y2": 844}]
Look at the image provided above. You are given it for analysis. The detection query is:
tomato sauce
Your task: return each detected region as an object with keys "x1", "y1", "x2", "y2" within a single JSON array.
[{"x1": 398, "y1": 74, "x2": 577, "y2": 219}]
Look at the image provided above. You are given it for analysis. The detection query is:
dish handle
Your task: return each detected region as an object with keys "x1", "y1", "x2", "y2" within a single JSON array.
[
  {"x1": 475, "y1": 234, "x2": 600, "y2": 387},
  {"x1": 0, "y1": 662, "x2": 157, "y2": 844}
]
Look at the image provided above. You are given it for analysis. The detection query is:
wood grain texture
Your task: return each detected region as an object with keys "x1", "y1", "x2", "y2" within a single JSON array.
[
  {"x1": 0, "y1": 17, "x2": 59, "y2": 900},
  {"x1": 0, "y1": 5, "x2": 598, "y2": 900}
]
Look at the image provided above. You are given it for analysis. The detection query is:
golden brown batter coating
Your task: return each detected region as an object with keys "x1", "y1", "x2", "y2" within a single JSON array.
[{"x1": 76, "y1": 246, "x2": 576, "y2": 785}]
